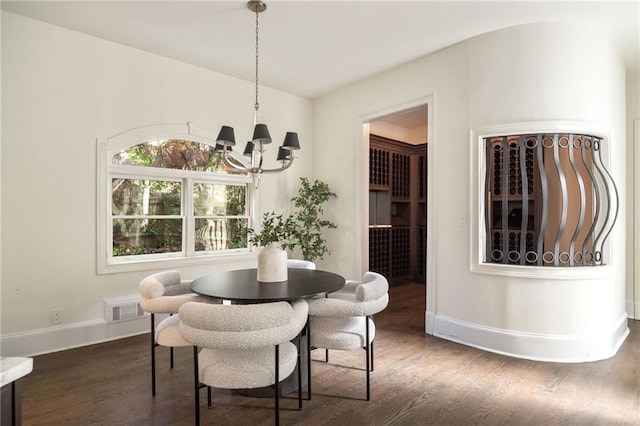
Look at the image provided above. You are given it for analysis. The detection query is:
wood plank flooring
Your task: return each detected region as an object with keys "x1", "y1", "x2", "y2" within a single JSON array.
[{"x1": 20, "y1": 284, "x2": 640, "y2": 425}]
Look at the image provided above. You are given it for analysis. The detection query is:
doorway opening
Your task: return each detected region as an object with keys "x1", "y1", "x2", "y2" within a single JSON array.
[{"x1": 359, "y1": 96, "x2": 434, "y2": 334}]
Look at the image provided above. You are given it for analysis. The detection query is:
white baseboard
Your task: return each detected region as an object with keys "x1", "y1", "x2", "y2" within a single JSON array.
[
  {"x1": 433, "y1": 313, "x2": 629, "y2": 363},
  {"x1": 425, "y1": 309, "x2": 435, "y2": 335},
  {"x1": 4, "y1": 309, "x2": 632, "y2": 361},
  {"x1": 1, "y1": 316, "x2": 151, "y2": 357},
  {"x1": 626, "y1": 300, "x2": 639, "y2": 320}
]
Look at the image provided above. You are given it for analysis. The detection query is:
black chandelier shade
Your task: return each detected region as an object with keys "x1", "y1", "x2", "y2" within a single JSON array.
[
  {"x1": 282, "y1": 132, "x2": 301, "y2": 150},
  {"x1": 243, "y1": 141, "x2": 255, "y2": 157},
  {"x1": 277, "y1": 146, "x2": 292, "y2": 162},
  {"x1": 252, "y1": 123, "x2": 272, "y2": 144},
  {"x1": 223, "y1": 128, "x2": 300, "y2": 160},
  {"x1": 216, "y1": 125, "x2": 236, "y2": 146}
]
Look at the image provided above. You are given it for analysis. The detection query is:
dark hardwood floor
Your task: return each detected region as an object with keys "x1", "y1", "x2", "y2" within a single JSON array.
[{"x1": 20, "y1": 284, "x2": 640, "y2": 425}]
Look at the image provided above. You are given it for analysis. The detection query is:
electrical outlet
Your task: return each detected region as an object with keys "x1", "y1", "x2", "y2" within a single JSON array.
[{"x1": 51, "y1": 309, "x2": 63, "y2": 324}]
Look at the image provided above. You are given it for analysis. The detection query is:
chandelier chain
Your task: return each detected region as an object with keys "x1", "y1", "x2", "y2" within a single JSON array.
[
  {"x1": 216, "y1": 1, "x2": 298, "y2": 187},
  {"x1": 254, "y1": 6, "x2": 260, "y2": 117}
]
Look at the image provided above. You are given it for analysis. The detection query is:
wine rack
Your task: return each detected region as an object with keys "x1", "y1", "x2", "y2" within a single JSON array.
[
  {"x1": 418, "y1": 154, "x2": 426, "y2": 200},
  {"x1": 491, "y1": 230, "x2": 536, "y2": 264},
  {"x1": 417, "y1": 226, "x2": 426, "y2": 276},
  {"x1": 369, "y1": 227, "x2": 391, "y2": 278},
  {"x1": 370, "y1": 146, "x2": 390, "y2": 189},
  {"x1": 369, "y1": 134, "x2": 427, "y2": 284},
  {"x1": 392, "y1": 152, "x2": 411, "y2": 199},
  {"x1": 488, "y1": 136, "x2": 539, "y2": 265},
  {"x1": 487, "y1": 133, "x2": 618, "y2": 267},
  {"x1": 391, "y1": 226, "x2": 411, "y2": 279}
]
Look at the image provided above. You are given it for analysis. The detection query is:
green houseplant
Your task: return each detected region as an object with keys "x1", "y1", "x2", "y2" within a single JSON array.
[
  {"x1": 245, "y1": 212, "x2": 296, "y2": 249},
  {"x1": 245, "y1": 177, "x2": 337, "y2": 276},
  {"x1": 289, "y1": 177, "x2": 337, "y2": 262}
]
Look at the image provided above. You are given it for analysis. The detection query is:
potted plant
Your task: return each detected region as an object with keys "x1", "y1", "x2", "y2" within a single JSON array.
[
  {"x1": 246, "y1": 212, "x2": 295, "y2": 282},
  {"x1": 245, "y1": 178, "x2": 337, "y2": 280},
  {"x1": 289, "y1": 177, "x2": 337, "y2": 262}
]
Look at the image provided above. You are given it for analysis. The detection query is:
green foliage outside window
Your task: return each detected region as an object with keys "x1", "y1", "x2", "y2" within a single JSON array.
[
  {"x1": 111, "y1": 139, "x2": 250, "y2": 257},
  {"x1": 113, "y1": 139, "x2": 226, "y2": 172}
]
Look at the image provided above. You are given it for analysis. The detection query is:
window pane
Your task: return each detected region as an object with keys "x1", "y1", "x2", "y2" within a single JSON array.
[
  {"x1": 113, "y1": 218, "x2": 182, "y2": 256},
  {"x1": 193, "y1": 183, "x2": 246, "y2": 216},
  {"x1": 112, "y1": 179, "x2": 181, "y2": 216},
  {"x1": 112, "y1": 139, "x2": 228, "y2": 173},
  {"x1": 194, "y1": 218, "x2": 248, "y2": 251}
]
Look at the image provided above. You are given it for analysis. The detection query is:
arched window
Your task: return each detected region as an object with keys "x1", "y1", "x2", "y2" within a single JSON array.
[{"x1": 97, "y1": 124, "x2": 252, "y2": 273}]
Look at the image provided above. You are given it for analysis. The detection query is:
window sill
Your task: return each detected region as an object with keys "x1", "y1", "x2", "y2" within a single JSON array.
[
  {"x1": 471, "y1": 262, "x2": 614, "y2": 280},
  {"x1": 97, "y1": 251, "x2": 256, "y2": 275}
]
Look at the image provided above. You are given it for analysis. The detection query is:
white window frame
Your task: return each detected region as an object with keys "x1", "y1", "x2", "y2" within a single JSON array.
[
  {"x1": 97, "y1": 123, "x2": 255, "y2": 274},
  {"x1": 469, "y1": 120, "x2": 615, "y2": 280}
]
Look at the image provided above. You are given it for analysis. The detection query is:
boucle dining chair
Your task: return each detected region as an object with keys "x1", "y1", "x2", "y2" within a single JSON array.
[
  {"x1": 138, "y1": 270, "x2": 212, "y2": 396},
  {"x1": 307, "y1": 271, "x2": 389, "y2": 401},
  {"x1": 287, "y1": 259, "x2": 316, "y2": 270},
  {"x1": 287, "y1": 258, "x2": 315, "y2": 400},
  {"x1": 178, "y1": 299, "x2": 309, "y2": 426}
]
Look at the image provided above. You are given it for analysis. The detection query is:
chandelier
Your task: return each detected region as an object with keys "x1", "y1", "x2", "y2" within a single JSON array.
[{"x1": 215, "y1": 0, "x2": 300, "y2": 185}]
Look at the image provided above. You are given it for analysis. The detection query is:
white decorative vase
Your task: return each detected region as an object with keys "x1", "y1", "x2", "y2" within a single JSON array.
[{"x1": 257, "y1": 243, "x2": 288, "y2": 282}]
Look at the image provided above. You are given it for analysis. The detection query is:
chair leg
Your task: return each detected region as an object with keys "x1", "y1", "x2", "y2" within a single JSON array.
[
  {"x1": 169, "y1": 314, "x2": 175, "y2": 369},
  {"x1": 150, "y1": 314, "x2": 157, "y2": 396},
  {"x1": 371, "y1": 340, "x2": 375, "y2": 372},
  {"x1": 207, "y1": 386, "x2": 212, "y2": 409},
  {"x1": 325, "y1": 349, "x2": 329, "y2": 363},
  {"x1": 369, "y1": 315, "x2": 375, "y2": 372},
  {"x1": 297, "y1": 333, "x2": 302, "y2": 410},
  {"x1": 365, "y1": 316, "x2": 371, "y2": 401},
  {"x1": 193, "y1": 346, "x2": 200, "y2": 426},
  {"x1": 275, "y1": 344, "x2": 280, "y2": 426},
  {"x1": 306, "y1": 319, "x2": 312, "y2": 401}
]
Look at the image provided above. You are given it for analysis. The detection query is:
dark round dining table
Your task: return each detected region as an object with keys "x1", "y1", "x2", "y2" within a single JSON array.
[
  {"x1": 190, "y1": 267, "x2": 345, "y2": 302},
  {"x1": 189, "y1": 267, "x2": 345, "y2": 397}
]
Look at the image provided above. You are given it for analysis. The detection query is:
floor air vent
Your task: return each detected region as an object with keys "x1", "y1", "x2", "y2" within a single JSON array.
[{"x1": 103, "y1": 295, "x2": 145, "y2": 322}]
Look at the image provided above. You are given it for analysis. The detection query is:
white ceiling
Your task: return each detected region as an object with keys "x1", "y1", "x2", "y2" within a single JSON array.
[
  {"x1": 2, "y1": 0, "x2": 639, "y2": 102},
  {"x1": 373, "y1": 104, "x2": 428, "y2": 133}
]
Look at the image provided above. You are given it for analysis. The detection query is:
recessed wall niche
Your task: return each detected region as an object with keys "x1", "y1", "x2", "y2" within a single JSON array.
[{"x1": 484, "y1": 133, "x2": 619, "y2": 267}]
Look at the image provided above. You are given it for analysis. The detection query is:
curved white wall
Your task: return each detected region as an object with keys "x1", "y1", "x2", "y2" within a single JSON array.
[{"x1": 314, "y1": 21, "x2": 628, "y2": 361}]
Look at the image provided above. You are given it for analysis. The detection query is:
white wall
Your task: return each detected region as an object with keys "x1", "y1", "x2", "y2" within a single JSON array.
[
  {"x1": 2, "y1": 12, "x2": 636, "y2": 362},
  {"x1": 314, "y1": 21, "x2": 630, "y2": 361},
  {"x1": 627, "y1": 71, "x2": 640, "y2": 319},
  {"x1": 0, "y1": 12, "x2": 313, "y2": 355}
]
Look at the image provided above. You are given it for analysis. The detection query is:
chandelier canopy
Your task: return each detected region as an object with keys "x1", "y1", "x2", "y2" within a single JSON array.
[{"x1": 215, "y1": 0, "x2": 300, "y2": 185}]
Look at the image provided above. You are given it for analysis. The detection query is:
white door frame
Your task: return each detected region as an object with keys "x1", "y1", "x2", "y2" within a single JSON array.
[
  {"x1": 633, "y1": 118, "x2": 640, "y2": 319},
  {"x1": 356, "y1": 94, "x2": 436, "y2": 334}
]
